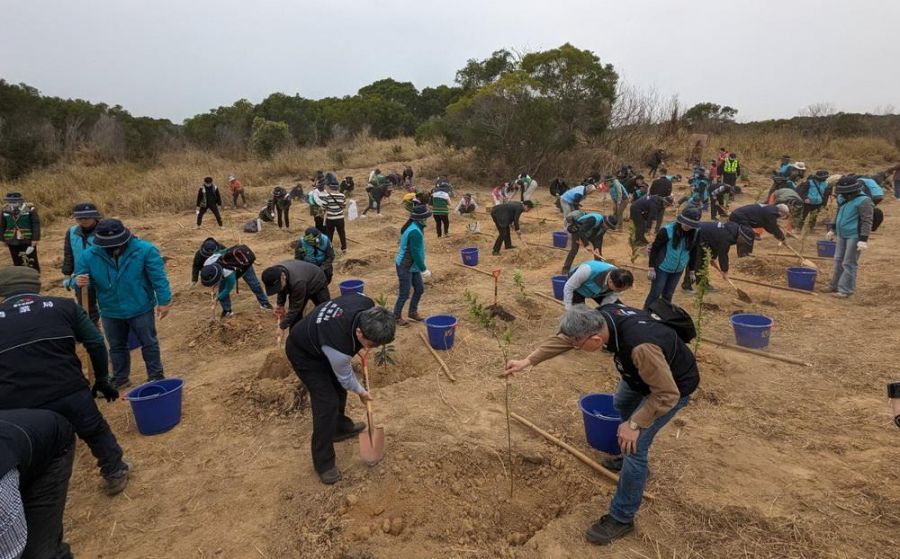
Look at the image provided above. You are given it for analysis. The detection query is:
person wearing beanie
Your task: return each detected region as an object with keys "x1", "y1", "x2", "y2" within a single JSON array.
[
  {"x1": 393, "y1": 204, "x2": 432, "y2": 326},
  {"x1": 0, "y1": 266, "x2": 130, "y2": 495},
  {"x1": 295, "y1": 227, "x2": 335, "y2": 284},
  {"x1": 62, "y1": 202, "x2": 102, "y2": 324},
  {"x1": 563, "y1": 262, "x2": 634, "y2": 309},
  {"x1": 200, "y1": 244, "x2": 272, "y2": 316},
  {"x1": 825, "y1": 178, "x2": 874, "y2": 298},
  {"x1": 490, "y1": 200, "x2": 534, "y2": 256},
  {"x1": 228, "y1": 175, "x2": 247, "y2": 209},
  {"x1": 681, "y1": 221, "x2": 755, "y2": 292},
  {"x1": 1, "y1": 192, "x2": 41, "y2": 271},
  {"x1": 196, "y1": 176, "x2": 224, "y2": 229},
  {"x1": 262, "y1": 260, "x2": 331, "y2": 331},
  {"x1": 430, "y1": 180, "x2": 452, "y2": 238},
  {"x1": 644, "y1": 207, "x2": 701, "y2": 309},
  {"x1": 630, "y1": 195, "x2": 673, "y2": 246},
  {"x1": 322, "y1": 180, "x2": 348, "y2": 252},
  {"x1": 75, "y1": 219, "x2": 172, "y2": 388},
  {"x1": 728, "y1": 203, "x2": 790, "y2": 242},
  {"x1": 191, "y1": 237, "x2": 225, "y2": 286},
  {"x1": 561, "y1": 212, "x2": 617, "y2": 274}
]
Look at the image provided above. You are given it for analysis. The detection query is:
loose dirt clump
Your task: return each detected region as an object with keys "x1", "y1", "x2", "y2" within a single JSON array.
[
  {"x1": 232, "y1": 377, "x2": 307, "y2": 418},
  {"x1": 734, "y1": 257, "x2": 785, "y2": 281},
  {"x1": 487, "y1": 303, "x2": 516, "y2": 322},
  {"x1": 258, "y1": 348, "x2": 294, "y2": 379},
  {"x1": 186, "y1": 315, "x2": 269, "y2": 352},
  {"x1": 339, "y1": 257, "x2": 371, "y2": 272}
]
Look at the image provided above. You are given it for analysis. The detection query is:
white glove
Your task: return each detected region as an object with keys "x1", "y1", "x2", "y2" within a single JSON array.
[
  {"x1": 647, "y1": 269, "x2": 657, "y2": 281},
  {"x1": 825, "y1": 231, "x2": 835, "y2": 241},
  {"x1": 25, "y1": 246, "x2": 34, "y2": 255},
  {"x1": 421, "y1": 269, "x2": 432, "y2": 281},
  {"x1": 856, "y1": 241, "x2": 868, "y2": 252}
]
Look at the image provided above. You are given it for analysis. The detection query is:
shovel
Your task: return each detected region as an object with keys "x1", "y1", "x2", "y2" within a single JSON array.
[
  {"x1": 491, "y1": 269, "x2": 502, "y2": 306},
  {"x1": 781, "y1": 238, "x2": 818, "y2": 269},
  {"x1": 718, "y1": 270, "x2": 753, "y2": 303},
  {"x1": 77, "y1": 287, "x2": 96, "y2": 384},
  {"x1": 358, "y1": 351, "x2": 385, "y2": 466}
]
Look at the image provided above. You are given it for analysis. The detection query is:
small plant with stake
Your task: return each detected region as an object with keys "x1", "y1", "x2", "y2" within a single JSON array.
[
  {"x1": 692, "y1": 247, "x2": 712, "y2": 353},
  {"x1": 512, "y1": 269, "x2": 528, "y2": 304}
]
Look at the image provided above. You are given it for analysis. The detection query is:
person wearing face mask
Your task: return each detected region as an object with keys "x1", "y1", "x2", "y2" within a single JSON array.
[
  {"x1": 62, "y1": 203, "x2": 102, "y2": 325},
  {"x1": 644, "y1": 207, "x2": 701, "y2": 309},
  {"x1": 196, "y1": 177, "x2": 224, "y2": 229},
  {"x1": 1, "y1": 192, "x2": 41, "y2": 271},
  {"x1": 75, "y1": 219, "x2": 172, "y2": 389}
]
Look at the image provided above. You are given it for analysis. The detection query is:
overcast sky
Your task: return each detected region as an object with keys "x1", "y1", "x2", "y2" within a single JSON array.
[{"x1": 2, "y1": 0, "x2": 897, "y2": 123}]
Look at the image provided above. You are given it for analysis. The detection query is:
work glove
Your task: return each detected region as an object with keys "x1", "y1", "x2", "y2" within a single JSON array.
[
  {"x1": 92, "y1": 379, "x2": 119, "y2": 403},
  {"x1": 856, "y1": 241, "x2": 868, "y2": 252},
  {"x1": 421, "y1": 269, "x2": 432, "y2": 281},
  {"x1": 689, "y1": 272, "x2": 697, "y2": 284},
  {"x1": 825, "y1": 231, "x2": 835, "y2": 241},
  {"x1": 647, "y1": 269, "x2": 657, "y2": 281},
  {"x1": 25, "y1": 246, "x2": 35, "y2": 255}
]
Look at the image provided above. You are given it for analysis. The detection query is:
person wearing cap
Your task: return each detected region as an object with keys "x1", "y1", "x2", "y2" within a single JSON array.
[
  {"x1": 262, "y1": 260, "x2": 331, "y2": 331},
  {"x1": 228, "y1": 175, "x2": 247, "y2": 209},
  {"x1": 644, "y1": 208, "x2": 701, "y2": 309},
  {"x1": 75, "y1": 219, "x2": 172, "y2": 388},
  {"x1": 797, "y1": 170, "x2": 832, "y2": 229},
  {"x1": 62, "y1": 202, "x2": 102, "y2": 324},
  {"x1": 200, "y1": 244, "x2": 272, "y2": 317},
  {"x1": 560, "y1": 182, "x2": 597, "y2": 218},
  {"x1": 516, "y1": 173, "x2": 539, "y2": 202},
  {"x1": 561, "y1": 212, "x2": 617, "y2": 274},
  {"x1": 490, "y1": 200, "x2": 534, "y2": 256},
  {"x1": 0, "y1": 266, "x2": 130, "y2": 495},
  {"x1": 295, "y1": 227, "x2": 335, "y2": 284},
  {"x1": 769, "y1": 186, "x2": 804, "y2": 230},
  {"x1": 269, "y1": 185, "x2": 292, "y2": 230},
  {"x1": 722, "y1": 153, "x2": 741, "y2": 188},
  {"x1": 393, "y1": 205, "x2": 432, "y2": 325},
  {"x1": 788, "y1": 162, "x2": 807, "y2": 182},
  {"x1": 825, "y1": 178, "x2": 874, "y2": 298},
  {"x1": 681, "y1": 221, "x2": 755, "y2": 292},
  {"x1": 285, "y1": 295, "x2": 395, "y2": 484},
  {"x1": 777, "y1": 155, "x2": 793, "y2": 177},
  {"x1": 196, "y1": 177, "x2": 224, "y2": 228},
  {"x1": 631, "y1": 195, "x2": 673, "y2": 246},
  {"x1": 191, "y1": 237, "x2": 226, "y2": 286},
  {"x1": 728, "y1": 203, "x2": 790, "y2": 242},
  {"x1": 0, "y1": 408, "x2": 76, "y2": 558},
  {"x1": 563, "y1": 262, "x2": 634, "y2": 309},
  {"x1": 455, "y1": 193, "x2": 478, "y2": 215},
  {"x1": 322, "y1": 178, "x2": 348, "y2": 251},
  {"x1": 1, "y1": 192, "x2": 41, "y2": 271}
]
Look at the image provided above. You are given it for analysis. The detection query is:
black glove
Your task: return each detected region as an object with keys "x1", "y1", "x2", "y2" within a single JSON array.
[{"x1": 92, "y1": 379, "x2": 119, "y2": 402}]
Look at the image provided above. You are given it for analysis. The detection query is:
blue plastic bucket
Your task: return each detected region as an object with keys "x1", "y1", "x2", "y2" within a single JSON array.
[
  {"x1": 730, "y1": 314, "x2": 774, "y2": 349},
  {"x1": 424, "y1": 315, "x2": 458, "y2": 351},
  {"x1": 816, "y1": 240, "x2": 836, "y2": 258},
  {"x1": 460, "y1": 247, "x2": 479, "y2": 266},
  {"x1": 551, "y1": 275, "x2": 568, "y2": 300},
  {"x1": 127, "y1": 330, "x2": 141, "y2": 351},
  {"x1": 579, "y1": 393, "x2": 621, "y2": 455},
  {"x1": 338, "y1": 279, "x2": 365, "y2": 296},
  {"x1": 124, "y1": 378, "x2": 184, "y2": 436},
  {"x1": 552, "y1": 231, "x2": 569, "y2": 249},
  {"x1": 786, "y1": 266, "x2": 817, "y2": 291}
]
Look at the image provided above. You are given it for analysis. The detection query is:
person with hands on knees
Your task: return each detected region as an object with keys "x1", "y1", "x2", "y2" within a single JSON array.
[
  {"x1": 563, "y1": 262, "x2": 633, "y2": 309},
  {"x1": 62, "y1": 202, "x2": 103, "y2": 325},
  {"x1": 0, "y1": 266, "x2": 131, "y2": 496},
  {"x1": 196, "y1": 176, "x2": 224, "y2": 229},
  {"x1": 825, "y1": 177, "x2": 874, "y2": 298},
  {"x1": 504, "y1": 303, "x2": 698, "y2": 546},
  {"x1": 644, "y1": 207, "x2": 701, "y2": 309},
  {"x1": 261, "y1": 260, "x2": 331, "y2": 332},
  {"x1": 285, "y1": 296, "x2": 396, "y2": 484},
  {"x1": 393, "y1": 204, "x2": 432, "y2": 326},
  {"x1": 75, "y1": 219, "x2": 172, "y2": 390},
  {"x1": 728, "y1": 202, "x2": 790, "y2": 242}
]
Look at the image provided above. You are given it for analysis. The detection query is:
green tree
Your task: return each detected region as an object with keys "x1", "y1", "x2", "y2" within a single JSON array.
[
  {"x1": 455, "y1": 49, "x2": 517, "y2": 90},
  {"x1": 682, "y1": 102, "x2": 738, "y2": 129},
  {"x1": 249, "y1": 117, "x2": 290, "y2": 158}
]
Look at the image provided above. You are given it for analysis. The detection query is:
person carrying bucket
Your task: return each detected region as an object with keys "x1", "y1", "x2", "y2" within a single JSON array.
[
  {"x1": 825, "y1": 177, "x2": 874, "y2": 299},
  {"x1": 393, "y1": 205, "x2": 432, "y2": 326},
  {"x1": 644, "y1": 207, "x2": 701, "y2": 309},
  {"x1": 563, "y1": 261, "x2": 634, "y2": 309},
  {"x1": 284, "y1": 295, "x2": 396, "y2": 484},
  {"x1": 0, "y1": 267, "x2": 131, "y2": 495},
  {"x1": 504, "y1": 303, "x2": 699, "y2": 546},
  {"x1": 261, "y1": 260, "x2": 331, "y2": 332},
  {"x1": 561, "y1": 212, "x2": 617, "y2": 274}
]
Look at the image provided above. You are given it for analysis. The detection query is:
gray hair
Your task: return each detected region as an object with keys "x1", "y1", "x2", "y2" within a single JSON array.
[
  {"x1": 559, "y1": 305, "x2": 607, "y2": 339},
  {"x1": 358, "y1": 306, "x2": 396, "y2": 345}
]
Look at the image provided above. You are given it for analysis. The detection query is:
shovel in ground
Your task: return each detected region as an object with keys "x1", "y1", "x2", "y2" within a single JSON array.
[
  {"x1": 358, "y1": 351, "x2": 385, "y2": 466},
  {"x1": 718, "y1": 270, "x2": 753, "y2": 303},
  {"x1": 782, "y1": 241, "x2": 818, "y2": 269}
]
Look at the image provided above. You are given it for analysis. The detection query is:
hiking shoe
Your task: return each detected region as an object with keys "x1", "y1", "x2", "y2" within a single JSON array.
[
  {"x1": 104, "y1": 462, "x2": 131, "y2": 496},
  {"x1": 319, "y1": 467, "x2": 342, "y2": 485},
  {"x1": 584, "y1": 515, "x2": 634, "y2": 545},
  {"x1": 507, "y1": 245, "x2": 517, "y2": 249},
  {"x1": 221, "y1": 311, "x2": 234, "y2": 318},
  {"x1": 334, "y1": 422, "x2": 366, "y2": 442},
  {"x1": 260, "y1": 303, "x2": 274, "y2": 311},
  {"x1": 395, "y1": 317, "x2": 410, "y2": 327},
  {"x1": 823, "y1": 286, "x2": 837, "y2": 293},
  {"x1": 830, "y1": 292, "x2": 850, "y2": 299},
  {"x1": 601, "y1": 455, "x2": 623, "y2": 472},
  {"x1": 408, "y1": 313, "x2": 424, "y2": 322}
]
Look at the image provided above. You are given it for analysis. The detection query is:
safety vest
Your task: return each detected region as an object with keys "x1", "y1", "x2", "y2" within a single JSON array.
[
  {"x1": 300, "y1": 235, "x2": 330, "y2": 265},
  {"x1": 806, "y1": 179, "x2": 827, "y2": 205},
  {"x1": 659, "y1": 222, "x2": 691, "y2": 273},
  {"x1": 835, "y1": 195, "x2": 868, "y2": 239},
  {"x1": 570, "y1": 260, "x2": 615, "y2": 298},
  {"x1": 2, "y1": 208, "x2": 34, "y2": 241},
  {"x1": 723, "y1": 159, "x2": 739, "y2": 174}
]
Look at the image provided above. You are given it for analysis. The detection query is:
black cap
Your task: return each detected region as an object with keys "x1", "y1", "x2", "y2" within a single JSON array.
[
  {"x1": 93, "y1": 219, "x2": 133, "y2": 248},
  {"x1": 200, "y1": 238, "x2": 220, "y2": 257},
  {"x1": 73, "y1": 202, "x2": 101, "y2": 219},
  {"x1": 261, "y1": 266, "x2": 285, "y2": 296}
]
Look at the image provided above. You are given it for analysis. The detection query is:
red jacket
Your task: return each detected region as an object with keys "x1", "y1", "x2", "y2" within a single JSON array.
[{"x1": 229, "y1": 179, "x2": 243, "y2": 194}]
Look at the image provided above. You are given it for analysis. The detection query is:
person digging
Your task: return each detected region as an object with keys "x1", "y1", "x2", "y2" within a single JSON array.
[
  {"x1": 563, "y1": 262, "x2": 634, "y2": 309},
  {"x1": 561, "y1": 212, "x2": 617, "y2": 274},
  {"x1": 505, "y1": 303, "x2": 699, "y2": 545},
  {"x1": 284, "y1": 295, "x2": 396, "y2": 484},
  {"x1": 261, "y1": 260, "x2": 331, "y2": 332}
]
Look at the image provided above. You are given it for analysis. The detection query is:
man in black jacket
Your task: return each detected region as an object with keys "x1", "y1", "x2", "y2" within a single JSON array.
[
  {"x1": 490, "y1": 200, "x2": 533, "y2": 255},
  {"x1": 728, "y1": 203, "x2": 790, "y2": 241},
  {"x1": 0, "y1": 267, "x2": 129, "y2": 495},
  {"x1": 62, "y1": 202, "x2": 102, "y2": 325},
  {"x1": 630, "y1": 195, "x2": 673, "y2": 245},
  {"x1": 681, "y1": 221, "x2": 755, "y2": 291},
  {"x1": 648, "y1": 170, "x2": 676, "y2": 198},
  {"x1": 0, "y1": 409, "x2": 76, "y2": 559},
  {"x1": 196, "y1": 176, "x2": 224, "y2": 228},
  {"x1": 261, "y1": 260, "x2": 331, "y2": 331},
  {"x1": 285, "y1": 295, "x2": 396, "y2": 484},
  {"x1": 190, "y1": 237, "x2": 225, "y2": 286}
]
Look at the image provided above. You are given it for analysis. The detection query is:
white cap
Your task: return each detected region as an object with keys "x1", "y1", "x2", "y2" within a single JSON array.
[{"x1": 228, "y1": 175, "x2": 236, "y2": 181}]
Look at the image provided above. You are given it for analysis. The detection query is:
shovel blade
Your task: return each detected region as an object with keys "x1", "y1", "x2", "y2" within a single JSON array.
[
  {"x1": 737, "y1": 289, "x2": 753, "y2": 303},
  {"x1": 358, "y1": 426, "x2": 385, "y2": 466}
]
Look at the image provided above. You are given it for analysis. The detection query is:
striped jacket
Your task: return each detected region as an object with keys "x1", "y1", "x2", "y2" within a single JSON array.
[{"x1": 322, "y1": 191, "x2": 346, "y2": 221}]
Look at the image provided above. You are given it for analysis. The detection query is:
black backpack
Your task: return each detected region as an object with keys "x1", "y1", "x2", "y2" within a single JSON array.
[
  {"x1": 219, "y1": 244, "x2": 256, "y2": 274},
  {"x1": 646, "y1": 298, "x2": 697, "y2": 344}
]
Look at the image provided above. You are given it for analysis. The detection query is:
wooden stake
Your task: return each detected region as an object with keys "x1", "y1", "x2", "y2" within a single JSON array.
[
  {"x1": 701, "y1": 336, "x2": 812, "y2": 367},
  {"x1": 532, "y1": 291, "x2": 564, "y2": 306},
  {"x1": 418, "y1": 331, "x2": 456, "y2": 382},
  {"x1": 510, "y1": 411, "x2": 655, "y2": 500},
  {"x1": 620, "y1": 263, "x2": 817, "y2": 296},
  {"x1": 346, "y1": 237, "x2": 392, "y2": 254},
  {"x1": 452, "y1": 262, "x2": 496, "y2": 278}
]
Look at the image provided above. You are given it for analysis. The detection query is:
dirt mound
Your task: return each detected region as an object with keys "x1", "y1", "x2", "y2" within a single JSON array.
[
  {"x1": 258, "y1": 347, "x2": 294, "y2": 379},
  {"x1": 734, "y1": 257, "x2": 786, "y2": 281},
  {"x1": 187, "y1": 316, "x2": 269, "y2": 351},
  {"x1": 338, "y1": 257, "x2": 371, "y2": 273},
  {"x1": 231, "y1": 377, "x2": 307, "y2": 419}
]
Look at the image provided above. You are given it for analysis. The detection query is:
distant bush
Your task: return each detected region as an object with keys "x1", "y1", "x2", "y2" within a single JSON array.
[{"x1": 249, "y1": 117, "x2": 291, "y2": 158}]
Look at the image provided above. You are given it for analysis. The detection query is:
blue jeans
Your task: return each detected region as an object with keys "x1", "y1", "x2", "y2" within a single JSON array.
[
  {"x1": 393, "y1": 264, "x2": 424, "y2": 318},
  {"x1": 829, "y1": 236, "x2": 860, "y2": 295},
  {"x1": 643, "y1": 269, "x2": 683, "y2": 309},
  {"x1": 101, "y1": 310, "x2": 164, "y2": 384},
  {"x1": 220, "y1": 266, "x2": 271, "y2": 312},
  {"x1": 608, "y1": 381, "x2": 690, "y2": 523}
]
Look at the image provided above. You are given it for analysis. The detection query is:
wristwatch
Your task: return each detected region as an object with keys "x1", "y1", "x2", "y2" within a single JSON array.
[{"x1": 628, "y1": 419, "x2": 640, "y2": 431}]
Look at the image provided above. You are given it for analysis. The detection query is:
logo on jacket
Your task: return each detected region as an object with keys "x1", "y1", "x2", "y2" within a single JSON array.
[{"x1": 315, "y1": 302, "x2": 344, "y2": 324}]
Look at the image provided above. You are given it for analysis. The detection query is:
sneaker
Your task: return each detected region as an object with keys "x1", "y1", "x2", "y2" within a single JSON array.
[
  {"x1": 334, "y1": 422, "x2": 366, "y2": 442},
  {"x1": 408, "y1": 313, "x2": 424, "y2": 322},
  {"x1": 221, "y1": 311, "x2": 234, "y2": 318},
  {"x1": 584, "y1": 515, "x2": 635, "y2": 546},
  {"x1": 359, "y1": 214, "x2": 368, "y2": 219},
  {"x1": 104, "y1": 462, "x2": 131, "y2": 496},
  {"x1": 601, "y1": 455, "x2": 623, "y2": 472},
  {"x1": 260, "y1": 303, "x2": 274, "y2": 311},
  {"x1": 823, "y1": 286, "x2": 837, "y2": 293},
  {"x1": 507, "y1": 245, "x2": 517, "y2": 249},
  {"x1": 830, "y1": 292, "x2": 850, "y2": 299},
  {"x1": 318, "y1": 467, "x2": 342, "y2": 485}
]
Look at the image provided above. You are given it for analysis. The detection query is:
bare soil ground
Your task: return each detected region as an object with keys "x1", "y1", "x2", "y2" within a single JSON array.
[{"x1": 31, "y1": 165, "x2": 899, "y2": 558}]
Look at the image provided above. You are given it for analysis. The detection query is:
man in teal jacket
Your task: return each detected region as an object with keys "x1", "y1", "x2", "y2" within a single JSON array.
[
  {"x1": 393, "y1": 204, "x2": 432, "y2": 325},
  {"x1": 75, "y1": 219, "x2": 172, "y2": 389}
]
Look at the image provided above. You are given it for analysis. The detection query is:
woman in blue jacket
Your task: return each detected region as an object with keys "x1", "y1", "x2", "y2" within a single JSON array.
[
  {"x1": 644, "y1": 207, "x2": 701, "y2": 309},
  {"x1": 393, "y1": 205, "x2": 431, "y2": 326}
]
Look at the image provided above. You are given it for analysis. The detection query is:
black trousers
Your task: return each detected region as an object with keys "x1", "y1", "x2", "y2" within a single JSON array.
[
  {"x1": 40, "y1": 389, "x2": 125, "y2": 478},
  {"x1": 326, "y1": 219, "x2": 347, "y2": 250},
  {"x1": 572, "y1": 292, "x2": 607, "y2": 307},
  {"x1": 314, "y1": 215, "x2": 326, "y2": 234},
  {"x1": 21, "y1": 442, "x2": 75, "y2": 559},
  {"x1": 562, "y1": 237, "x2": 603, "y2": 274},
  {"x1": 631, "y1": 209, "x2": 652, "y2": 245},
  {"x1": 492, "y1": 220, "x2": 513, "y2": 253},
  {"x1": 711, "y1": 195, "x2": 728, "y2": 220},
  {"x1": 284, "y1": 346, "x2": 358, "y2": 473},
  {"x1": 197, "y1": 205, "x2": 223, "y2": 226},
  {"x1": 433, "y1": 214, "x2": 449, "y2": 237},
  {"x1": 7, "y1": 244, "x2": 40, "y2": 271},
  {"x1": 723, "y1": 173, "x2": 737, "y2": 187},
  {"x1": 276, "y1": 205, "x2": 290, "y2": 228},
  {"x1": 361, "y1": 194, "x2": 383, "y2": 215},
  {"x1": 801, "y1": 203, "x2": 822, "y2": 228},
  {"x1": 232, "y1": 191, "x2": 246, "y2": 207}
]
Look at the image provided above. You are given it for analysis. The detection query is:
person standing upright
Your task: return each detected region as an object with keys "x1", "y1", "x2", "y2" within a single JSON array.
[
  {"x1": 393, "y1": 205, "x2": 432, "y2": 325},
  {"x1": 430, "y1": 182, "x2": 452, "y2": 238},
  {"x1": 62, "y1": 203, "x2": 102, "y2": 325},
  {"x1": 608, "y1": 177, "x2": 629, "y2": 230},
  {"x1": 196, "y1": 177, "x2": 224, "y2": 228},
  {"x1": 1, "y1": 192, "x2": 41, "y2": 271},
  {"x1": 322, "y1": 180, "x2": 348, "y2": 253},
  {"x1": 826, "y1": 178, "x2": 874, "y2": 298},
  {"x1": 722, "y1": 153, "x2": 740, "y2": 188},
  {"x1": 644, "y1": 207, "x2": 700, "y2": 309}
]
